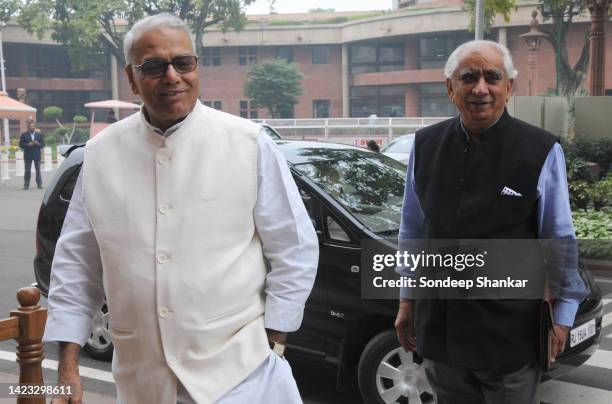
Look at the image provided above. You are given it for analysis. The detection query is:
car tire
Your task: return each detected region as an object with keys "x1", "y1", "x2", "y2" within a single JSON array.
[
  {"x1": 358, "y1": 330, "x2": 433, "y2": 404},
  {"x1": 83, "y1": 303, "x2": 114, "y2": 362}
]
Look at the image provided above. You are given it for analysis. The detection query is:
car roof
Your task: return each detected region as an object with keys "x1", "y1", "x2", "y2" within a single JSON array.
[
  {"x1": 275, "y1": 140, "x2": 374, "y2": 165},
  {"x1": 381, "y1": 134, "x2": 414, "y2": 152},
  {"x1": 65, "y1": 140, "x2": 372, "y2": 167}
]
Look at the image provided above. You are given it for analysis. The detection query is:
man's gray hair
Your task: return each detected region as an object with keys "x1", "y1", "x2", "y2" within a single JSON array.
[
  {"x1": 123, "y1": 13, "x2": 194, "y2": 65},
  {"x1": 444, "y1": 40, "x2": 518, "y2": 80}
]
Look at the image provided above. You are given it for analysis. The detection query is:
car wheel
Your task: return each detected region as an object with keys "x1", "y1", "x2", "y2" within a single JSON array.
[
  {"x1": 358, "y1": 330, "x2": 433, "y2": 404},
  {"x1": 83, "y1": 303, "x2": 114, "y2": 361}
]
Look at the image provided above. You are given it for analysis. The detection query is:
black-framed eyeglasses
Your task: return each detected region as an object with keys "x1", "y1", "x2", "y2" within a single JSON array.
[{"x1": 130, "y1": 55, "x2": 199, "y2": 78}]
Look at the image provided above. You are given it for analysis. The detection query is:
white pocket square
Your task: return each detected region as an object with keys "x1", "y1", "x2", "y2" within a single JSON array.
[{"x1": 501, "y1": 186, "x2": 522, "y2": 197}]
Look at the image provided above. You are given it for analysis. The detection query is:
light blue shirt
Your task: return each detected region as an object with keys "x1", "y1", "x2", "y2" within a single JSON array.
[{"x1": 399, "y1": 140, "x2": 588, "y2": 327}]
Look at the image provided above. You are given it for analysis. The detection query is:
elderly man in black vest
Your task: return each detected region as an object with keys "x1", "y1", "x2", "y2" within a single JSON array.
[{"x1": 394, "y1": 40, "x2": 587, "y2": 403}]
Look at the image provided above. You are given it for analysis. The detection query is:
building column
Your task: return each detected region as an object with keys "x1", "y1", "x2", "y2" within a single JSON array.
[
  {"x1": 342, "y1": 43, "x2": 350, "y2": 118},
  {"x1": 497, "y1": 27, "x2": 507, "y2": 47},
  {"x1": 586, "y1": 0, "x2": 610, "y2": 95}
]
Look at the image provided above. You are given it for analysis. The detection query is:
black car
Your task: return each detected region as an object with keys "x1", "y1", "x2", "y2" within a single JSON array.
[{"x1": 34, "y1": 140, "x2": 604, "y2": 404}]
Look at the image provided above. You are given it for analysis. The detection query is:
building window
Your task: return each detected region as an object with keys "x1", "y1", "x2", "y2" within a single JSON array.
[
  {"x1": 312, "y1": 46, "x2": 331, "y2": 64},
  {"x1": 313, "y1": 100, "x2": 331, "y2": 118},
  {"x1": 5, "y1": 42, "x2": 108, "y2": 79},
  {"x1": 202, "y1": 47, "x2": 221, "y2": 66},
  {"x1": 349, "y1": 42, "x2": 404, "y2": 75},
  {"x1": 239, "y1": 47, "x2": 257, "y2": 65},
  {"x1": 279, "y1": 105, "x2": 294, "y2": 119},
  {"x1": 204, "y1": 101, "x2": 222, "y2": 110},
  {"x1": 240, "y1": 100, "x2": 258, "y2": 119},
  {"x1": 419, "y1": 83, "x2": 456, "y2": 117},
  {"x1": 419, "y1": 34, "x2": 471, "y2": 69},
  {"x1": 276, "y1": 46, "x2": 294, "y2": 63},
  {"x1": 350, "y1": 85, "x2": 406, "y2": 118}
]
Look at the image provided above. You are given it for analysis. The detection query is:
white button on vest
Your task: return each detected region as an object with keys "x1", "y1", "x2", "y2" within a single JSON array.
[
  {"x1": 157, "y1": 254, "x2": 169, "y2": 264},
  {"x1": 158, "y1": 155, "x2": 169, "y2": 165},
  {"x1": 159, "y1": 308, "x2": 169, "y2": 317},
  {"x1": 159, "y1": 205, "x2": 170, "y2": 214}
]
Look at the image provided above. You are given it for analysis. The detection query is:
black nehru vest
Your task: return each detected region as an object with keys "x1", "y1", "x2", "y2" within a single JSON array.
[{"x1": 413, "y1": 109, "x2": 558, "y2": 371}]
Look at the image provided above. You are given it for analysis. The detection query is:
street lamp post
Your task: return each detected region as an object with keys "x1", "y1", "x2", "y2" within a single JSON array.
[
  {"x1": 475, "y1": 0, "x2": 485, "y2": 40},
  {"x1": 519, "y1": 10, "x2": 548, "y2": 96},
  {"x1": 0, "y1": 22, "x2": 8, "y2": 181},
  {"x1": 585, "y1": 0, "x2": 610, "y2": 96}
]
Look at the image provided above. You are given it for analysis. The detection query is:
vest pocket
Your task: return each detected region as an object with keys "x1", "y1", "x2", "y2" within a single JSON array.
[
  {"x1": 496, "y1": 193, "x2": 536, "y2": 225},
  {"x1": 205, "y1": 303, "x2": 252, "y2": 324}
]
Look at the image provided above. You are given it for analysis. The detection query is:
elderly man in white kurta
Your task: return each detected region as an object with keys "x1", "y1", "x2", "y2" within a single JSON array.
[{"x1": 44, "y1": 13, "x2": 318, "y2": 404}]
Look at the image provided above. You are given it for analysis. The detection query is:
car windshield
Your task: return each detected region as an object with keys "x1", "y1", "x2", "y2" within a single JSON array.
[
  {"x1": 263, "y1": 126, "x2": 281, "y2": 139},
  {"x1": 382, "y1": 135, "x2": 414, "y2": 153},
  {"x1": 294, "y1": 153, "x2": 406, "y2": 235}
]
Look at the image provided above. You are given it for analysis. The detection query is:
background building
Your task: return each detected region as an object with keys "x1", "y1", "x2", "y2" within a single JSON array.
[{"x1": 3, "y1": 1, "x2": 612, "y2": 123}]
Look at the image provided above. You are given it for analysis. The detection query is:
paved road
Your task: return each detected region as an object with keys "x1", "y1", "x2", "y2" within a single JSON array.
[{"x1": 0, "y1": 168, "x2": 611, "y2": 403}]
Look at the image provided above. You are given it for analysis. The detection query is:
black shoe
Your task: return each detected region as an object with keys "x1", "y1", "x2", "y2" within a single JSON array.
[
  {"x1": 22, "y1": 186, "x2": 28, "y2": 190},
  {"x1": 37, "y1": 185, "x2": 43, "y2": 189}
]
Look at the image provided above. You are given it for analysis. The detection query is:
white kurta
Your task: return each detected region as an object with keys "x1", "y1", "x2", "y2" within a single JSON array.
[{"x1": 44, "y1": 102, "x2": 319, "y2": 403}]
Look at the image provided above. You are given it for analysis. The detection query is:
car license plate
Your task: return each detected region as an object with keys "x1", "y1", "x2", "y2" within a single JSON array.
[{"x1": 570, "y1": 319, "x2": 596, "y2": 348}]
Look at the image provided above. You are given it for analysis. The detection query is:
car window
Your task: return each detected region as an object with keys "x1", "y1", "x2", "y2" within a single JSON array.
[
  {"x1": 299, "y1": 187, "x2": 318, "y2": 227},
  {"x1": 294, "y1": 154, "x2": 406, "y2": 236},
  {"x1": 382, "y1": 135, "x2": 414, "y2": 153},
  {"x1": 326, "y1": 216, "x2": 351, "y2": 242},
  {"x1": 59, "y1": 167, "x2": 81, "y2": 204}
]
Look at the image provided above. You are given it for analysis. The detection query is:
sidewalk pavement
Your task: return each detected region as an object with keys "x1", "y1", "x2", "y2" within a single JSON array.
[
  {"x1": 0, "y1": 162, "x2": 55, "y2": 191},
  {"x1": 1, "y1": 167, "x2": 116, "y2": 403},
  {"x1": 0, "y1": 372, "x2": 114, "y2": 404}
]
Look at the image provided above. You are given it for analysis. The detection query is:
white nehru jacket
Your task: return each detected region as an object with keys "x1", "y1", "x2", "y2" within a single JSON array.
[{"x1": 44, "y1": 101, "x2": 319, "y2": 403}]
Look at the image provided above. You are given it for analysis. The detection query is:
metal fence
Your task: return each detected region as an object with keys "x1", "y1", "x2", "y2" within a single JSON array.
[{"x1": 254, "y1": 117, "x2": 450, "y2": 147}]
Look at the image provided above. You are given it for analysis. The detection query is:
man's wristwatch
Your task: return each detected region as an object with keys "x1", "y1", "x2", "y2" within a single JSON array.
[{"x1": 269, "y1": 341, "x2": 286, "y2": 357}]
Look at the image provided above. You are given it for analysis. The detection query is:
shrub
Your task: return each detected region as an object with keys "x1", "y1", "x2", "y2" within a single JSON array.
[
  {"x1": 43, "y1": 106, "x2": 63, "y2": 122},
  {"x1": 51, "y1": 127, "x2": 71, "y2": 142},
  {"x1": 587, "y1": 176, "x2": 612, "y2": 210},
  {"x1": 569, "y1": 180, "x2": 590, "y2": 211},
  {"x1": 73, "y1": 115, "x2": 88, "y2": 124},
  {"x1": 573, "y1": 209, "x2": 612, "y2": 258},
  {"x1": 71, "y1": 128, "x2": 89, "y2": 143},
  {"x1": 44, "y1": 135, "x2": 56, "y2": 145},
  {"x1": 566, "y1": 156, "x2": 593, "y2": 183},
  {"x1": 563, "y1": 138, "x2": 612, "y2": 178}
]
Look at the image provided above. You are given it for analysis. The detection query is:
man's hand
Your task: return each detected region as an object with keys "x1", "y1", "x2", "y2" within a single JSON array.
[
  {"x1": 51, "y1": 342, "x2": 83, "y2": 404},
  {"x1": 550, "y1": 324, "x2": 570, "y2": 363},
  {"x1": 395, "y1": 299, "x2": 416, "y2": 352},
  {"x1": 265, "y1": 328, "x2": 287, "y2": 345}
]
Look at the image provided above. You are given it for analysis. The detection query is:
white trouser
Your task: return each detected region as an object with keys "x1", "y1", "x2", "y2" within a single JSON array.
[{"x1": 177, "y1": 352, "x2": 302, "y2": 404}]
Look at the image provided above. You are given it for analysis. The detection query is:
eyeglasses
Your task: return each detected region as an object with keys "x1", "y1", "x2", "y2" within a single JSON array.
[{"x1": 130, "y1": 55, "x2": 199, "y2": 78}]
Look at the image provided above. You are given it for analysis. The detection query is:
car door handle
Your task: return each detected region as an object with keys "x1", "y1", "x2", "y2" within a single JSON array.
[{"x1": 350, "y1": 265, "x2": 360, "y2": 273}]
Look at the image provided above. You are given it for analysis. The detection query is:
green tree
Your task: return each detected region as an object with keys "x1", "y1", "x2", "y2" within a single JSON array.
[
  {"x1": 465, "y1": 0, "x2": 590, "y2": 100},
  {"x1": 244, "y1": 58, "x2": 303, "y2": 119},
  {"x1": 13, "y1": 0, "x2": 265, "y2": 69},
  {"x1": 0, "y1": 0, "x2": 19, "y2": 23},
  {"x1": 73, "y1": 115, "x2": 88, "y2": 124},
  {"x1": 43, "y1": 105, "x2": 63, "y2": 126}
]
